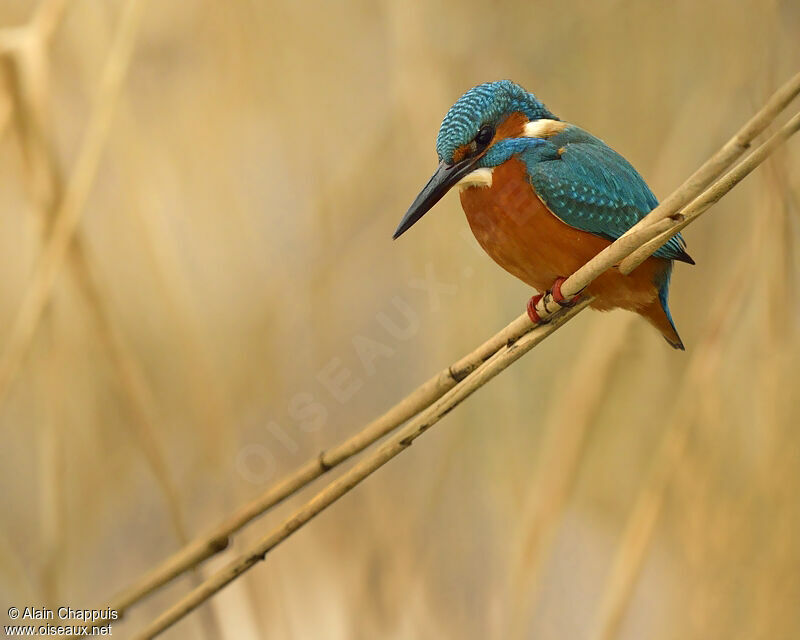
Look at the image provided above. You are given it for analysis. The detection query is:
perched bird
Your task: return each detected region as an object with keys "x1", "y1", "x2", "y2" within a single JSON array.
[{"x1": 393, "y1": 80, "x2": 694, "y2": 349}]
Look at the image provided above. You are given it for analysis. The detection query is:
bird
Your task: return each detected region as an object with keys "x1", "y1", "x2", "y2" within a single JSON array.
[{"x1": 393, "y1": 80, "x2": 694, "y2": 349}]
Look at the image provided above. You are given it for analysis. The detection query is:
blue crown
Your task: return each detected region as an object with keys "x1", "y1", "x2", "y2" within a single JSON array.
[{"x1": 435, "y1": 80, "x2": 556, "y2": 163}]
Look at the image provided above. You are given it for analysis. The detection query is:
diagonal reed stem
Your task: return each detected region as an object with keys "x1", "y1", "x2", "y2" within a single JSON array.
[
  {"x1": 0, "y1": 0, "x2": 147, "y2": 405},
  {"x1": 507, "y1": 313, "x2": 634, "y2": 640},
  {"x1": 131, "y1": 300, "x2": 592, "y2": 640},
  {"x1": 616, "y1": 70, "x2": 800, "y2": 274},
  {"x1": 588, "y1": 241, "x2": 756, "y2": 640},
  {"x1": 126, "y1": 73, "x2": 800, "y2": 639},
  {"x1": 619, "y1": 110, "x2": 800, "y2": 273},
  {"x1": 103, "y1": 72, "x2": 800, "y2": 622},
  {"x1": 106, "y1": 312, "x2": 534, "y2": 615}
]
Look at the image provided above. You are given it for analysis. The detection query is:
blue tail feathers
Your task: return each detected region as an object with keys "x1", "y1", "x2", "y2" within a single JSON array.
[{"x1": 656, "y1": 264, "x2": 685, "y2": 350}]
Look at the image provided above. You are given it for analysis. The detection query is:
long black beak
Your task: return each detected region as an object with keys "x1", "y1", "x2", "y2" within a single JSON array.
[{"x1": 393, "y1": 156, "x2": 481, "y2": 239}]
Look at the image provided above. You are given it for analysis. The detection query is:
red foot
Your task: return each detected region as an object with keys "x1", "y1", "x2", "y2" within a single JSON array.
[
  {"x1": 551, "y1": 277, "x2": 581, "y2": 307},
  {"x1": 527, "y1": 294, "x2": 544, "y2": 324},
  {"x1": 528, "y1": 277, "x2": 583, "y2": 324}
]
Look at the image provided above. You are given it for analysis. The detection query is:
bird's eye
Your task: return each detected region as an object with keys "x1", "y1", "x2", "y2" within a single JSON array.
[{"x1": 475, "y1": 125, "x2": 495, "y2": 148}]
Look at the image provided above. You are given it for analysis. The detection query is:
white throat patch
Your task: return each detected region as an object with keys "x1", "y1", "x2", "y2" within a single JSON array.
[{"x1": 456, "y1": 167, "x2": 494, "y2": 190}]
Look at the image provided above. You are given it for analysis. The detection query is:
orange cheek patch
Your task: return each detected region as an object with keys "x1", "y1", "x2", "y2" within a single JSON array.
[
  {"x1": 452, "y1": 111, "x2": 529, "y2": 163},
  {"x1": 491, "y1": 111, "x2": 529, "y2": 145},
  {"x1": 452, "y1": 144, "x2": 471, "y2": 163}
]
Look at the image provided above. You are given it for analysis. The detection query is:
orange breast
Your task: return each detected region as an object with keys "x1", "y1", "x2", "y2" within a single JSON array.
[{"x1": 459, "y1": 156, "x2": 668, "y2": 312}]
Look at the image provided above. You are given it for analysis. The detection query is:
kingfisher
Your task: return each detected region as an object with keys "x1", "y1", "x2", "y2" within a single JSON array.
[{"x1": 393, "y1": 80, "x2": 694, "y2": 349}]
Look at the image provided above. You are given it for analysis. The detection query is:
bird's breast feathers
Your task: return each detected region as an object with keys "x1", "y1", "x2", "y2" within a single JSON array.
[{"x1": 458, "y1": 121, "x2": 689, "y2": 262}]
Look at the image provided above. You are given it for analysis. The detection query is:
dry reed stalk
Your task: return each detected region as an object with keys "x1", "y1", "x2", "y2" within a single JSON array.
[
  {"x1": 73, "y1": 257, "x2": 192, "y2": 540},
  {"x1": 587, "y1": 246, "x2": 756, "y2": 640},
  {"x1": 106, "y1": 72, "x2": 800, "y2": 625},
  {"x1": 131, "y1": 75, "x2": 800, "y2": 637},
  {"x1": 39, "y1": 347, "x2": 65, "y2": 607},
  {"x1": 507, "y1": 313, "x2": 634, "y2": 639},
  {"x1": 752, "y1": 168, "x2": 784, "y2": 458},
  {"x1": 131, "y1": 191, "x2": 748, "y2": 639},
  {"x1": 0, "y1": 0, "x2": 192, "y2": 601},
  {"x1": 122, "y1": 183, "x2": 235, "y2": 461},
  {"x1": 615, "y1": 71, "x2": 800, "y2": 274},
  {"x1": 746, "y1": 391, "x2": 800, "y2": 640},
  {"x1": 735, "y1": 179, "x2": 796, "y2": 640},
  {"x1": 129, "y1": 299, "x2": 592, "y2": 639},
  {"x1": 0, "y1": 0, "x2": 147, "y2": 405},
  {"x1": 1, "y1": 3, "x2": 220, "y2": 633},
  {"x1": 104, "y1": 311, "x2": 534, "y2": 616},
  {"x1": 29, "y1": 0, "x2": 68, "y2": 42},
  {"x1": 108, "y1": 105, "x2": 245, "y2": 464},
  {"x1": 0, "y1": 0, "x2": 65, "y2": 220},
  {"x1": 0, "y1": 1, "x2": 70, "y2": 607},
  {"x1": 736, "y1": 159, "x2": 799, "y2": 640},
  {"x1": 0, "y1": 67, "x2": 11, "y2": 139},
  {"x1": 678, "y1": 171, "x2": 795, "y2": 636},
  {"x1": 618, "y1": 111, "x2": 800, "y2": 277},
  {"x1": 0, "y1": 0, "x2": 195, "y2": 544},
  {"x1": 532, "y1": 110, "x2": 800, "y2": 321}
]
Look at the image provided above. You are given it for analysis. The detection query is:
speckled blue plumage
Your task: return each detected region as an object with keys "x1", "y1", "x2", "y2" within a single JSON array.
[
  {"x1": 436, "y1": 80, "x2": 555, "y2": 163},
  {"x1": 522, "y1": 127, "x2": 690, "y2": 262},
  {"x1": 424, "y1": 80, "x2": 691, "y2": 347},
  {"x1": 435, "y1": 80, "x2": 690, "y2": 263}
]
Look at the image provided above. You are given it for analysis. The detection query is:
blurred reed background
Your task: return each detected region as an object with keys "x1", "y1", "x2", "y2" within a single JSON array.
[{"x1": 0, "y1": 1, "x2": 799, "y2": 638}]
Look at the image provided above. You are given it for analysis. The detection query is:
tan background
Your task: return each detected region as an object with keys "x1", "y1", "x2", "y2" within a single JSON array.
[{"x1": 0, "y1": 1, "x2": 799, "y2": 638}]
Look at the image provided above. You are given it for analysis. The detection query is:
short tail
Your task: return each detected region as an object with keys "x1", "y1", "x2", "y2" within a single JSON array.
[
  {"x1": 642, "y1": 300, "x2": 684, "y2": 350},
  {"x1": 642, "y1": 264, "x2": 685, "y2": 350}
]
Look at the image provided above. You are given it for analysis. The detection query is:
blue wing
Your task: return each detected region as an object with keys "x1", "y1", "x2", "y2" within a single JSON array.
[{"x1": 521, "y1": 126, "x2": 693, "y2": 263}]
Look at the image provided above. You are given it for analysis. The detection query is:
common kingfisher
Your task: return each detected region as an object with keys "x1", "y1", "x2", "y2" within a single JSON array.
[{"x1": 393, "y1": 80, "x2": 694, "y2": 349}]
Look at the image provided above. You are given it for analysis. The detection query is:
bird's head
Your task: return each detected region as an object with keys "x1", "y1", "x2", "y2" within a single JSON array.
[{"x1": 393, "y1": 80, "x2": 559, "y2": 239}]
